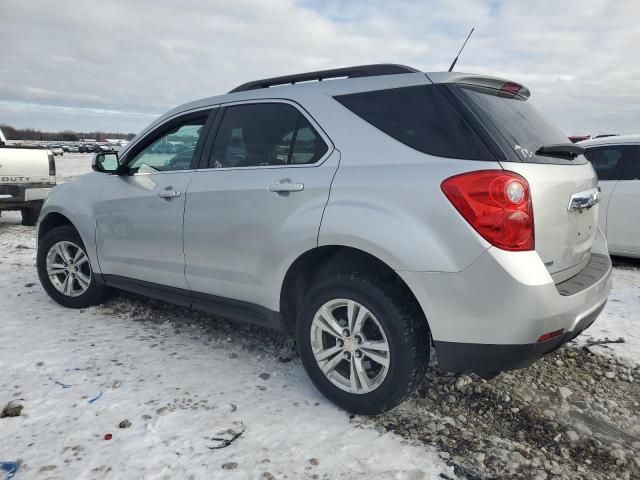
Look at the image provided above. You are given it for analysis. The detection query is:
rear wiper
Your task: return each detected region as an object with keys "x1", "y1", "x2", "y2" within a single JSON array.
[{"x1": 535, "y1": 143, "x2": 584, "y2": 160}]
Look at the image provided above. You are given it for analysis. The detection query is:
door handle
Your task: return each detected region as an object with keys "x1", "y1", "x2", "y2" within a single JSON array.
[
  {"x1": 268, "y1": 179, "x2": 304, "y2": 194},
  {"x1": 157, "y1": 189, "x2": 182, "y2": 199}
]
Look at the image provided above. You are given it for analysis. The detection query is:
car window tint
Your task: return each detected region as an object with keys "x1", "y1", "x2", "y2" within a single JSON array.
[
  {"x1": 334, "y1": 85, "x2": 493, "y2": 160},
  {"x1": 210, "y1": 103, "x2": 327, "y2": 168},
  {"x1": 583, "y1": 145, "x2": 634, "y2": 180},
  {"x1": 291, "y1": 120, "x2": 328, "y2": 164},
  {"x1": 619, "y1": 145, "x2": 640, "y2": 180},
  {"x1": 128, "y1": 121, "x2": 206, "y2": 173}
]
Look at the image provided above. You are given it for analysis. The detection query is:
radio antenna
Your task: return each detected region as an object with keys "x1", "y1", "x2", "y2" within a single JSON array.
[{"x1": 448, "y1": 27, "x2": 475, "y2": 72}]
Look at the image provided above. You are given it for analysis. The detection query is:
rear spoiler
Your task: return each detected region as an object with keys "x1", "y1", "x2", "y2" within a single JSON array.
[{"x1": 427, "y1": 72, "x2": 531, "y2": 99}]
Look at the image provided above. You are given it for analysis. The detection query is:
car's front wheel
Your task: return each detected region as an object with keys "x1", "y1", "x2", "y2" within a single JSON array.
[
  {"x1": 37, "y1": 225, "x2": 110, "y2": 308},
  {"x1": 296, "y1": 273, "x2": 429, "y2": 415}
]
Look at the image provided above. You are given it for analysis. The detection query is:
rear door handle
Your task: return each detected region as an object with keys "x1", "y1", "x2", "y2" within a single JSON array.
[
  {"x1": 157, "y1": 189, "x2": 182, "y2": 199},
  {"x1": 268, "y1": 179, "x2": 304, "y2": 194}
]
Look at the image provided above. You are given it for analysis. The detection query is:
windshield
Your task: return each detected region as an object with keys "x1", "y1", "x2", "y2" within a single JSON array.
[{"x1": 456, "y1": 85, "x2": 586, "y2": 165}]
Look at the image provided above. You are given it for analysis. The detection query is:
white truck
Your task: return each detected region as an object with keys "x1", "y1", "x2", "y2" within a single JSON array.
[{"x1": 0, "y1": 128, "x2": 56, "y2": 225}]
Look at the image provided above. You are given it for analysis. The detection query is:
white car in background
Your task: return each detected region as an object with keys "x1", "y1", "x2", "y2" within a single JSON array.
[{"x1": 580, "y1": 135, "x2": 640, "y2": 258}]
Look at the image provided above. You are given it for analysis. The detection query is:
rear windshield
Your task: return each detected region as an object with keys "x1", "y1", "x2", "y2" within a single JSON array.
[
  {"x1": 334, "y1": 85, "x2": 494, "y2": 161},
  {"x1": 456, "y1": 85, "x2": 586, "y2": 165}
]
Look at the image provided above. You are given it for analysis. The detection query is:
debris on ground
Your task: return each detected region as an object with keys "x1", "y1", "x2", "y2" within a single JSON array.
[
  {"x1": 0, "y1": 462, "x2": 19, "y2": 480},
  {"x1": 118, "y1": 420, "x2": 131, "y2": 429},
  {"x1": 1, "y1": 402, "x2": 23, "y2": 418},
  {"x1": 208, "y1": 421, "x2": 245, "y2": 450},
  {"x1": 88, "y1": 390, "x2": 103, "y2": 404}
]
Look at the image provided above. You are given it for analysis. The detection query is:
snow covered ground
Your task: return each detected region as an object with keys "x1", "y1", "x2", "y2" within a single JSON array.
[
  {"x1": 0, "y1": 154, "x2": 638, "y2": 479},
  {"x1": 580, "y1": 257, "x2": 640, "y2": 361},
  {"x1": 0, "y1": 214, "x2": 452, "y2": 479},
  {"x1": 1, "y1": 155, "x2": 452, "y2": 479},
  {"x1": 51, "y1": 153, "x2": 96, "y2": 183}
]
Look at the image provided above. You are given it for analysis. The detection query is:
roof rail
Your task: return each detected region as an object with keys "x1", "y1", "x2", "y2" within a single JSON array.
[{"x1": 229, "y1": 64, "x2": 419, "y2": 93}]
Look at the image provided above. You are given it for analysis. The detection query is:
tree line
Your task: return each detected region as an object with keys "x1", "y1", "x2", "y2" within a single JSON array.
[{"x1": 0, "y1": 124, "x2": 135, "y2": 142}]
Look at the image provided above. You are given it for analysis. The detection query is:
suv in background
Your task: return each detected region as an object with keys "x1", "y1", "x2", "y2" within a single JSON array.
[
  {"x1": 36, "y1": 65, "x2": 611, "y2": 414},
  {"x1": 580, "y1": 135, "x2": 640, "y2": 258}
]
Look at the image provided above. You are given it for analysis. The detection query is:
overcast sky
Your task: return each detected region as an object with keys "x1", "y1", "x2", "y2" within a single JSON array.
[{"x1": 1, "y1": 0, "x2": 638, "y2": 135}]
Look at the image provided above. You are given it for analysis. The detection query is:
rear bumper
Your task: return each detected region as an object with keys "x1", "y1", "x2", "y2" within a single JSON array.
[
  {"x1": 434, "y1": 300, "x2": 606, "y2": 374},
  {"x1": 399, "y1": 228, "x2": 612, "y2": 374},
  {"x1": 0, "y1": 184, "x2": 52, "y2": 208}
]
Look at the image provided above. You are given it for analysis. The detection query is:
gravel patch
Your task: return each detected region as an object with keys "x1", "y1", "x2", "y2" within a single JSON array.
[{"x1": 364, "y1": 346, "x2": 640, "y2": 479}]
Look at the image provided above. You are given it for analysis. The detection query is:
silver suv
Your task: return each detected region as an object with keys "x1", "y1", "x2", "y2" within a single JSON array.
[{"x1": 36, "y1": 64, "x2": 612, "y2": 414}]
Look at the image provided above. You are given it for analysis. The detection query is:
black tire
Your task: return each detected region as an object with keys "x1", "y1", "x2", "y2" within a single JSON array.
[
  {"x1": 37, "y1": 225, "x2": 110, "y2": 308},
  {"x1": 296, "y1": 272, "x2": 430, "y2": 415},
  {"x1": 21, "y1": 203, "x2": 41, "y2": 226}
]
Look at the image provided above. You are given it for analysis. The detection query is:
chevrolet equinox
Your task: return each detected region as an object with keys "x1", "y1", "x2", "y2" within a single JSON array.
[{"x1": 36, "y1": 65, "x2": 612, "y2": 414}]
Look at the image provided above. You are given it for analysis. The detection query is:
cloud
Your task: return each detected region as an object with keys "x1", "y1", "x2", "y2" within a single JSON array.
[{"x1": 0, "y1": 0, "x2": 638, "y2": 135}]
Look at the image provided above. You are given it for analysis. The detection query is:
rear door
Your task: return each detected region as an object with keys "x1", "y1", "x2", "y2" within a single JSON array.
[
  {"x1": 96, "y1": 109, "x2": 214, "y2": 290},
  {"x1": 183, "y1": 101, "x2": 338, "y2": 310},
  {"x1": 452, "y1": 83, "x2": 600, "y2": 282},
  {"x1": 583, "y1": 144, "x2": 631, "y2": 240},
  {"x1": 604, "y1": 144, "x2": 640, "y2": 254}
]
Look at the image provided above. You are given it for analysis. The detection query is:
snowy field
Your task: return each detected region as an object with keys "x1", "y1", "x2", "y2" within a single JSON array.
[{"x1": 1, "y1": 154, "x2": 639, "y2": 479}]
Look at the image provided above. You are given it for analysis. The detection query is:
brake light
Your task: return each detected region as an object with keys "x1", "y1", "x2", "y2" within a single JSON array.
[
  {"x1": 441, "y1": 170, "x2": 534, "y2": 251},
  {"x1": 48, "y1": 154, "x2": 56, "y2": 176},
  {"x1": 498, "y1": 82, "x2": 523, "y2": 98}
]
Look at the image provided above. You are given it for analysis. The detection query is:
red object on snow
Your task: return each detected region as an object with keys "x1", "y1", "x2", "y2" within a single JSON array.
[{"x1": 104, "y1": 433, "x2": 113, "y2": 440}]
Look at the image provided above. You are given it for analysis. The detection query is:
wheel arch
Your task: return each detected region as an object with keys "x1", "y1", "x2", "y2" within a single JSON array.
[
  {"x1": 279, "y1": 245, "x2": 431, "y2": 336},
  {"x1": 37, "y1": 211, "x2": 74, "y2": 244},
  {"x1": 37, "y1": 208, "x2": 102, "y2": 275}
]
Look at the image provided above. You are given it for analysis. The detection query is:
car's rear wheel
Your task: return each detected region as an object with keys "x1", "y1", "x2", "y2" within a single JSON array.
[
  {"x1": 37, "y1": 225, "x2": 110, "y2": 308},
  {"x1": 296, "y1": 273, "x2": 429, "y2": 415}
]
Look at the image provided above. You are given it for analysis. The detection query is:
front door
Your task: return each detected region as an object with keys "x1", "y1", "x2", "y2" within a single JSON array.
[
  {"x1": 585, "y1": 144, "x2": 639, "y2": 253},
  {"x1": 606, "y1": 144, "x2": 640, "y2": 254},
  {"x1": 184, "y1": 101, "x2": 338, "y2": 310},
  {"x1": 96, "y1": 110, "x2": 214, "y2": 289}
]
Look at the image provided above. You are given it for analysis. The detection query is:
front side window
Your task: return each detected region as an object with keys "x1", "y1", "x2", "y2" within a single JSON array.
[
  {"x1": 583, "y1": 145, "x2": 635, "y2": 180},
  {"x1": 210, "y1": 103, "x2": 328, "y2": 168},
  {"x1": 127, "y1": 118, "x2": 207, "y2": 174}
]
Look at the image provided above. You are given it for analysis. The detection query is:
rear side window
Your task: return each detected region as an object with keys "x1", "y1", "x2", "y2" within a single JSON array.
[
  {"x1": 210, "y1": 103, "x2": 328, "y2": 168},
  {"x1": 334, "y1": 85, "x2": 494, "y2": 160},
  {"x1": 583, "y1": 145, "x2": 636, "y2": 180}
]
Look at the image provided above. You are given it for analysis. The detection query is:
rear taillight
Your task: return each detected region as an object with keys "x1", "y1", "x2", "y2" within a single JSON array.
[
  {"x1": 48, "y1": 154, "x2": 56, "y2": 176},
  {"x1": 441, "y1": 170, "x2": 534, "y2": 251}
]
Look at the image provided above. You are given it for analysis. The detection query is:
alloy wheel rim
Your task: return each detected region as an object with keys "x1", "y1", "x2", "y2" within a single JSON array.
[
  {"x1": 310, "y1": 298, "x2": 390, "y2": 394},
  {"x1": 46, "y1": 241, "x2": 91, "y2": 297}
]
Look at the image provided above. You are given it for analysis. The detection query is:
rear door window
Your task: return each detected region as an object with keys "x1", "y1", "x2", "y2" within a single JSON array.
[
  {"x1": 583, "y1": 145, "x2": 635, "y2": 180},
  {"x1": 209, "y1": 103, "x2": 328, "y2": 168},
  {"x1": 334, "y1": 85, "x2": 494, "y2": 160},
  {"x1": 619, "y1": 145, "x2": 640, "y2": 180}
]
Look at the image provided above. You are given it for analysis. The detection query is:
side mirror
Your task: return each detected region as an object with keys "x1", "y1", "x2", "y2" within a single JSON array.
[{"x1": 92, "y1": 152, "x2": 120, "y2": 174}]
